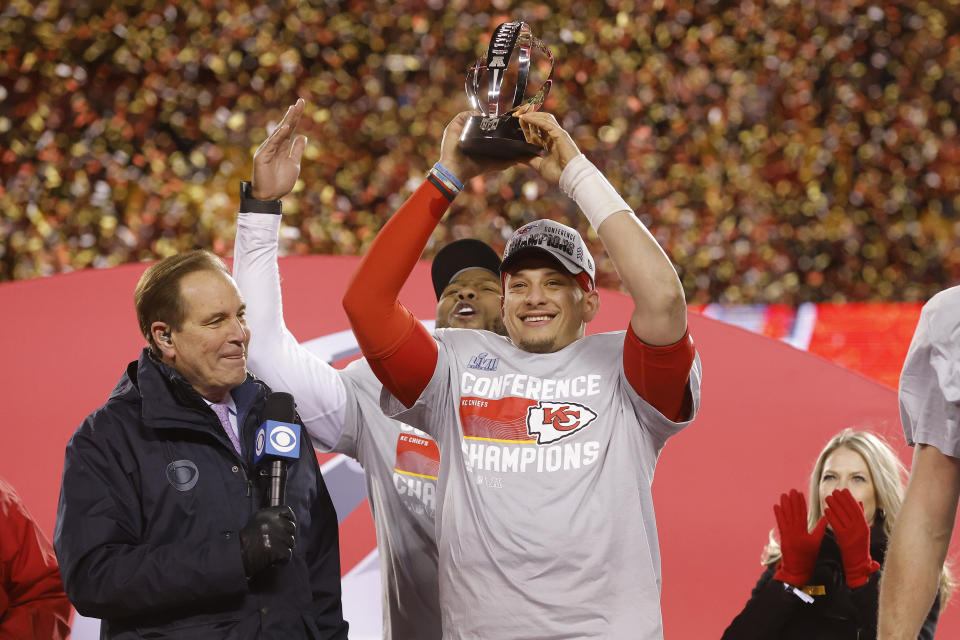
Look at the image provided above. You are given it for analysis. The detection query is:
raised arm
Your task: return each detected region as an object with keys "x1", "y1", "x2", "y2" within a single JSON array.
[
  {"x1": 233, "y1": 98, "x2": 347, "y2": 449},
  {"x1": 518, "y1": 112, "x2": 694, "y2": 421},
  {"x1": 879, "y1": 443, "x2": 960, "y2": 640},
  {"x1": 518, "y1": 112, "x2": 686, "y2": 345},
  {"x1": 343, "y1": 111, "x2": 511, "y2": 407}
]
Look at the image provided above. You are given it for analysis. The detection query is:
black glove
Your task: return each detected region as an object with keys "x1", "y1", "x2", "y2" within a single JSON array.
[{"x1": 239, "y1": 505, "x2": 297, "y2": 579}]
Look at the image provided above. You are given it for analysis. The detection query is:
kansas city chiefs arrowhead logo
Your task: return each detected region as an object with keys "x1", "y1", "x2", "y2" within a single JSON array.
[{"x1": 526, "y1": 401, "x2": 598, "y2": 445}]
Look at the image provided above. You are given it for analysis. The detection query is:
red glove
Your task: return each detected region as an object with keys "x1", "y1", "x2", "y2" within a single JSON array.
[
  {"x1": 824, "y1": 489, "x2": 881, "y2": 588},
  {"x1": 773, "y1": 489, "x2": 828, "y2": 587}
]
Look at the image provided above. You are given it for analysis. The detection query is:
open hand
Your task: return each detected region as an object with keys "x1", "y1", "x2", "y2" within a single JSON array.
[
  {"x1": 251, "y1": 98, "x2": 308, "y2": 200},
  {"x1": 824, "y1": 489, "x2": 881, "y2": 588},
  {"x1": 773, "y1": 489, "x2": 828, "y2": 587}
]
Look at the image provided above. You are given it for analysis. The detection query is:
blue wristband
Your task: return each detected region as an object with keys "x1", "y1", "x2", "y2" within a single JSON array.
[{"x1": 431, "y1": 162, "x2": 464, "y2": 193}]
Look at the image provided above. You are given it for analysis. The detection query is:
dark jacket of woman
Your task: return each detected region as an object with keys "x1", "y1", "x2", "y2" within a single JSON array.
[{"x1": 722, "y1": 519, "x2": 940, "y2": 640}]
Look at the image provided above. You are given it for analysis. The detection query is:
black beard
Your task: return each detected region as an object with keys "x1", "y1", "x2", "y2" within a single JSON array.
[{"x1": 515, "y1": 334, "x2": 556, "y2": 354}]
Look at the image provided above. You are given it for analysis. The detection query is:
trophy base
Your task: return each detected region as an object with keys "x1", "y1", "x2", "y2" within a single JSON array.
[{"x1": 458, "y1": 115, "x2": 542, "y2": 158}]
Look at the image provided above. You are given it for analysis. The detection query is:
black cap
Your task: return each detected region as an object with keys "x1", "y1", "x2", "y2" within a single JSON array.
[{"x1": 431, "y1": 239, "x2": 502, "y2": 300}]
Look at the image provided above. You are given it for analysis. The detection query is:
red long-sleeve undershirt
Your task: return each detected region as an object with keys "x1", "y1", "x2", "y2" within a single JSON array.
[
  {"x1": 342, "y1": 179, "x2": 446, "y2": 407},
  {"x1": 343, "y1": 179, "x2": 695, "y2": 420},
  {"x1": 624, "y1": 327, "x2": 696, "y2": 422}
]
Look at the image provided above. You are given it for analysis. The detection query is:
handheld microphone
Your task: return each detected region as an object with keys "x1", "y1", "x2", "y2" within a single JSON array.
[{"x1": 254, "y1": 392, "x2": 301, "y2": 507}]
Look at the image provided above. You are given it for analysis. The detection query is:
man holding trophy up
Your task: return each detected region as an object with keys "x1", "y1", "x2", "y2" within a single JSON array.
[{"x1": 343, "y1": 21, "x2": 701, "y2": 639}]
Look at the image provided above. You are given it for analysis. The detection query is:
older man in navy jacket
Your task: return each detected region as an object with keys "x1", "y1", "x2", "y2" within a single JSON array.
[{"x1": 54, "y1": 250, "x2": 348, "y2": 639}]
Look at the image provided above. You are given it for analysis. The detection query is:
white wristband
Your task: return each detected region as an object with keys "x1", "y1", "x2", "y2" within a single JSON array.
[{"x1": 559, "y1": 154, "x2": 633, "y2": 231}]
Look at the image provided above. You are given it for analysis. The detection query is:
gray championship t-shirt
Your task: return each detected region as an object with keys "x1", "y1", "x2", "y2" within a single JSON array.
[
  {"x1": 383, "y1": 328, "x2": 703, "y2": 640},
  {"x1": 900, "y1": 286, "x2": 960, "y2": 457},
  {"x1": 336, "y1": 358, "x2": 441, "y2": 640}
]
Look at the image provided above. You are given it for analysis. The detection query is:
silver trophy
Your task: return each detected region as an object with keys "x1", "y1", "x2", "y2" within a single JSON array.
[{"x1": 458, "y1": 21, "x2": 554, "y2": 158}]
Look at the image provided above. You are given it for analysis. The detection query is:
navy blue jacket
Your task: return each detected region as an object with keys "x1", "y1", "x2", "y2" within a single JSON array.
[{"x1": 54, "y1": 349, "x2": 349, "y2": 639}]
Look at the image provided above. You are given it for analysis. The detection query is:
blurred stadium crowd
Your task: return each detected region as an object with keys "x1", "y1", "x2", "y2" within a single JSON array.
[{"x1": 0, "y1": 0, "x2": 958, "y2": 304}]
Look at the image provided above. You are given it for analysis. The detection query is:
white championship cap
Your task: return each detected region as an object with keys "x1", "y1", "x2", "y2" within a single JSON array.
[{"x1": 499, "y1": 219, "x2": 595, "y2": 291}]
